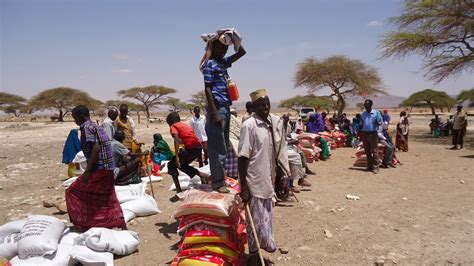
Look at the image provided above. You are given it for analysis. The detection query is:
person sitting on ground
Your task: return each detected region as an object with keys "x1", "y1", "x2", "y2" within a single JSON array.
[
  {"x1": 282, "y1": 114, "x2": 312, "y2": 192},
  {"x1": 190, "y1": 106, "x2": 208, "y2": 167},
  {"x1": 377, "y1": 126, "x2": 396, "y2": 168},
  {"x1": 150, "y1": 133, "x2": 174, "y2": 165},
  {"x1": 166, "y1": 112, "x2": 209, "y2": 201},
  {"x1": 65, "y1": 105, "x2": 125, "y2": 230},
  {"x1": 321, "y1": 112, "x2": 333, "y2": 131},
  {"x1": 445, "y1": 115, "x2": 454, "y2": 136},
  {"x1": 295, "y1": 118, "x2": 304, "y2": 132},
  {"x1": 115, "y1": 104, "x2": 138, "y2": 150},
  {"x1": 101, "y1": 107, "x2": 119, "y2": 141},
  {"x1": 62, "y1": 128, "x2": 82, "y2": 177},
  {"x1": 111, "y1": 130, "x2": 149, "y2": 185}
]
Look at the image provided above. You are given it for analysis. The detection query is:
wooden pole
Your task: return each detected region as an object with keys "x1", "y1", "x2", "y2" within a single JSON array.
[{"x1": 245, "y1": 204, "x2": 265, "y2": 266}]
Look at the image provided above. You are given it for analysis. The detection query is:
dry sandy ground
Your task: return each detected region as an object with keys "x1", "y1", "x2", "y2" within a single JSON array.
[{"x1": 0, "y1": 114, "x2": 473, "y2": 265}]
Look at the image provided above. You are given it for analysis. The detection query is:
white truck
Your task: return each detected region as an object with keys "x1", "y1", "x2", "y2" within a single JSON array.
[{"x1": 299, "y1": 107, "x2": 315, "y2": 122}]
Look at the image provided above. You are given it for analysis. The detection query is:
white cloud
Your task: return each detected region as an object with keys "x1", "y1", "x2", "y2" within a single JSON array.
[
  {"x1": 111, "y1": 69, "x2": 132, "y2": 73},
  {"x1": 367, "y1": 20, "x2": 383, "y2": 27}
]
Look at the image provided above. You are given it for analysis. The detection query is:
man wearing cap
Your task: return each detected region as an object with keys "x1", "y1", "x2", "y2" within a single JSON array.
[
  {"x1": 361, "y1": 99, "x2": 383, "y2": 174},
  {"x1": 238, "y1": 89, "x2": 290, "y2": 265},
  {"x1": 451, "y1": 105, "x2": 467, "y2": 150},
  {"x1": 201, "y1": 30, "x2": 246, "y2": 193}
]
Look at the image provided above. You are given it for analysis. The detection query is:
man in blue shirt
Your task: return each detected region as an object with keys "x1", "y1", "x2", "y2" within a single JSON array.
[
  {"x1": 361, "y1": 99, "x2": 383, "y2": 174},
  {"x1": 202, "y1": 32, "x2": 246, "y2": 193}
]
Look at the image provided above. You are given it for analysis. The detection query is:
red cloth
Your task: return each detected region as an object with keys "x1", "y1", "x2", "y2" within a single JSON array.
[
  {"x1": 66, "y1": 169, "x2": 125, "y2": 230},
  {"x1": 170, "y1": 122, "x2": 201, "y2": 149}
]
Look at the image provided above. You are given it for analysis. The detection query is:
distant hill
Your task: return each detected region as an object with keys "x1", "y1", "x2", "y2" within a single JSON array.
[{"x1": 346, "y1": 95, "x2": 406, "y2": 108}]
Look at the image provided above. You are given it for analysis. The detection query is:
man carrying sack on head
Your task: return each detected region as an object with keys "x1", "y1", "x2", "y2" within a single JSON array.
[
  {"x1": 200, "y1": 28, "x2": 246, "y2": 193},
  {"x1": 238, "y1": 89, "x2": 290, "y2": 266}
]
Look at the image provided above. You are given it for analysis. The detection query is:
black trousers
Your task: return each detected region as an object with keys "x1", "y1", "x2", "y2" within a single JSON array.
[
  {"x1": 167, "y1": 147, "x2": 202, "y2": 178},
  {"x1": 452, "y1": 128, "x2": 465, "y2": 147},
  {"x1": 363, "y1": 131, "x2": 380, "y2": 170}
]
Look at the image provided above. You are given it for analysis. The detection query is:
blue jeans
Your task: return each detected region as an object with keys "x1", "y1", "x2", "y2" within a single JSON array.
[{"x1": 206, "y1": 106, "x2": 230, "y2": 188}]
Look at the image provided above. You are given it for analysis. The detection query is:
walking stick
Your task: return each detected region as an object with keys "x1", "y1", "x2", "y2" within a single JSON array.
[
  {"x1": 136, "y1": 142, "x2": 155, "y2": 199},
  {"x1": 245, "y1": 204, "x2": 265, "y2": 266},
  {"x1": 147, "y1": 172, "x2": 155, "y2": 199}
]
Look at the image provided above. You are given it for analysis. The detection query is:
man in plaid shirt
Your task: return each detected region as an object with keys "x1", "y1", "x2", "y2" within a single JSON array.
[{"x1": 66, "y1": 105, "x2": 125, "y2": 230}]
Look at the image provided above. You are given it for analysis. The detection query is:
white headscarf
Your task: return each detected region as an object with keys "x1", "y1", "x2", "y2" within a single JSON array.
[{"x1": 199, "y1": 28, "x2": 242, "y2": 72}]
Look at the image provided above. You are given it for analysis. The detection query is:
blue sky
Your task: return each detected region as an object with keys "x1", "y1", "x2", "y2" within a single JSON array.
[{"x1": 1, "y1": 0, "x2": 472, "y2": 104}]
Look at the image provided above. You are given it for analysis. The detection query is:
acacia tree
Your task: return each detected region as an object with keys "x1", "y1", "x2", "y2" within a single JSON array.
[
  {"x1": 401, "y1": 89, "x2": 457, "y2": 115},
  {"x1": 380, "y1": 0, "x2": 474, "y2": 82},
  {"x1": 189, "y1": 91, "x2": 207, "y2": 110},
  {"x1": 29, "y1": 87, "x2": 102, "y2": 122},
  {"x1": 165, "y1": 97, "x2": 194, "y2": 113},
  {"x1": 295, "y1": 55, "x2": 385, "y2": 115},
  {"x1": 457, "y1": 88, "x2": 474, "y2": 103},
  {"x1": 0, "y1": 92, "x2": 27, "y2": 117},
  {"x1": 279, "y1": 95, "x2": 334, "y2": 113},
  {"x1": 104, "y1": 99, "x2": 145, "y2": 117},
  {"x1": 117, "y1": 85, "x2": 176, "y2": 119}
]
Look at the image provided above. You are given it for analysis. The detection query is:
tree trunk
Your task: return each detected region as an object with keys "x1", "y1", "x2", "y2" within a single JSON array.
[
  {"x1": 59, "y1": 109, "x2": 64, "y2": 122},
  {"x1": 336, "y1": 95, "x2": 346, "y2": 116},
  {"x1": 145, "y1": 105, "x2": 150, "y2": 119},
  {"x1": 430, "y1": 105, "x2": 436, "y2": 115}
]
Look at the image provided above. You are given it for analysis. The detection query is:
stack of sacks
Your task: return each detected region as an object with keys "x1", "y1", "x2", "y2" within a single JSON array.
[
  {"x1": 353, "y1": 143, "x2": 398, "y2": 167},
  {"x1": 330, "y1": 132, "x2": 347, "y2": 148},
  {"x1": 171, "y1": 179, "x2": 246, "y2": 266},
  {"x1": 299, "y1": 133, "x2": 322, "y2": 163},
  {"x1": 1, "y1": 215, "x2": 140, "y2": 265},
  {"x1": 320, "y1": 133, "x2": 338, "y2": 150},
  {"x1": 115, "y1": 182, "x2": 161, "y2": 223}
]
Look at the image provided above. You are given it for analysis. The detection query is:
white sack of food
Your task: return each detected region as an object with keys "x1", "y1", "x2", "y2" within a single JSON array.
[
  {"x1": 81, "y1": 228, "x2": 140, "y2": 255},
  {"x1": 158, "y1": 160, "x2": 169, "y2": 174},
  {"x1": 10, "y1": 243, "x2": 73, "y2": 266},
  {"x1": 141, "y1": 175, "x2": 163, "y2": 183},
  {"x1": 17, "y1": 215, "x2": 66, "y2": 259},
  {"x1": 0, "y1": 219, "x2": 26, "y2": 237},
  {"x1": 69, "y1": 245, "x2": 114, "y2": 266},
  {"x1": 169, "y1": 174, "x2": 201, "y2": 191},
  {"x1": 121, "y1": 195, "x2": 160, "y2": 217},
  {"x1": 0, "y1": 233, "x2": 19, "y2": 259},
  {"x1": 122, "y1": 209, "x2": 137, "y2": 223}
]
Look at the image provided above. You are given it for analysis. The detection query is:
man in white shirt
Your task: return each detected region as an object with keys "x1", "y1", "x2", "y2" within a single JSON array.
[
  {"x1": 239, "y1": 89, "x2": 289, "y2": 265},
  {"x1": 101, "y1": 107, "x2": 118, "y2": 141},
  {"x1": 190, "y1": 106, "x2": 208, "y2": 167},
  {"x1": 451, "y1": 105, "x2": 468, "y2": 150}
]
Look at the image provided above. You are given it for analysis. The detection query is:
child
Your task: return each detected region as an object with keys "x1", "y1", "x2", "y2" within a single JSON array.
[
  {"x1": 200, "y1": 29, "x2": 246, "y2": 193},
  {"x1": 150, "y1": 133, "x2": 174, "y2": 165},
  {"x1": 166, "y1": 112, "x2": 209, "y2": 201}
]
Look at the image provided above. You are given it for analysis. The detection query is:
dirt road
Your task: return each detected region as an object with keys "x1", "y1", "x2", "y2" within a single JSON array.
[{"x1": 0, "y1": 116, "x2": 473, "y2": 265}]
